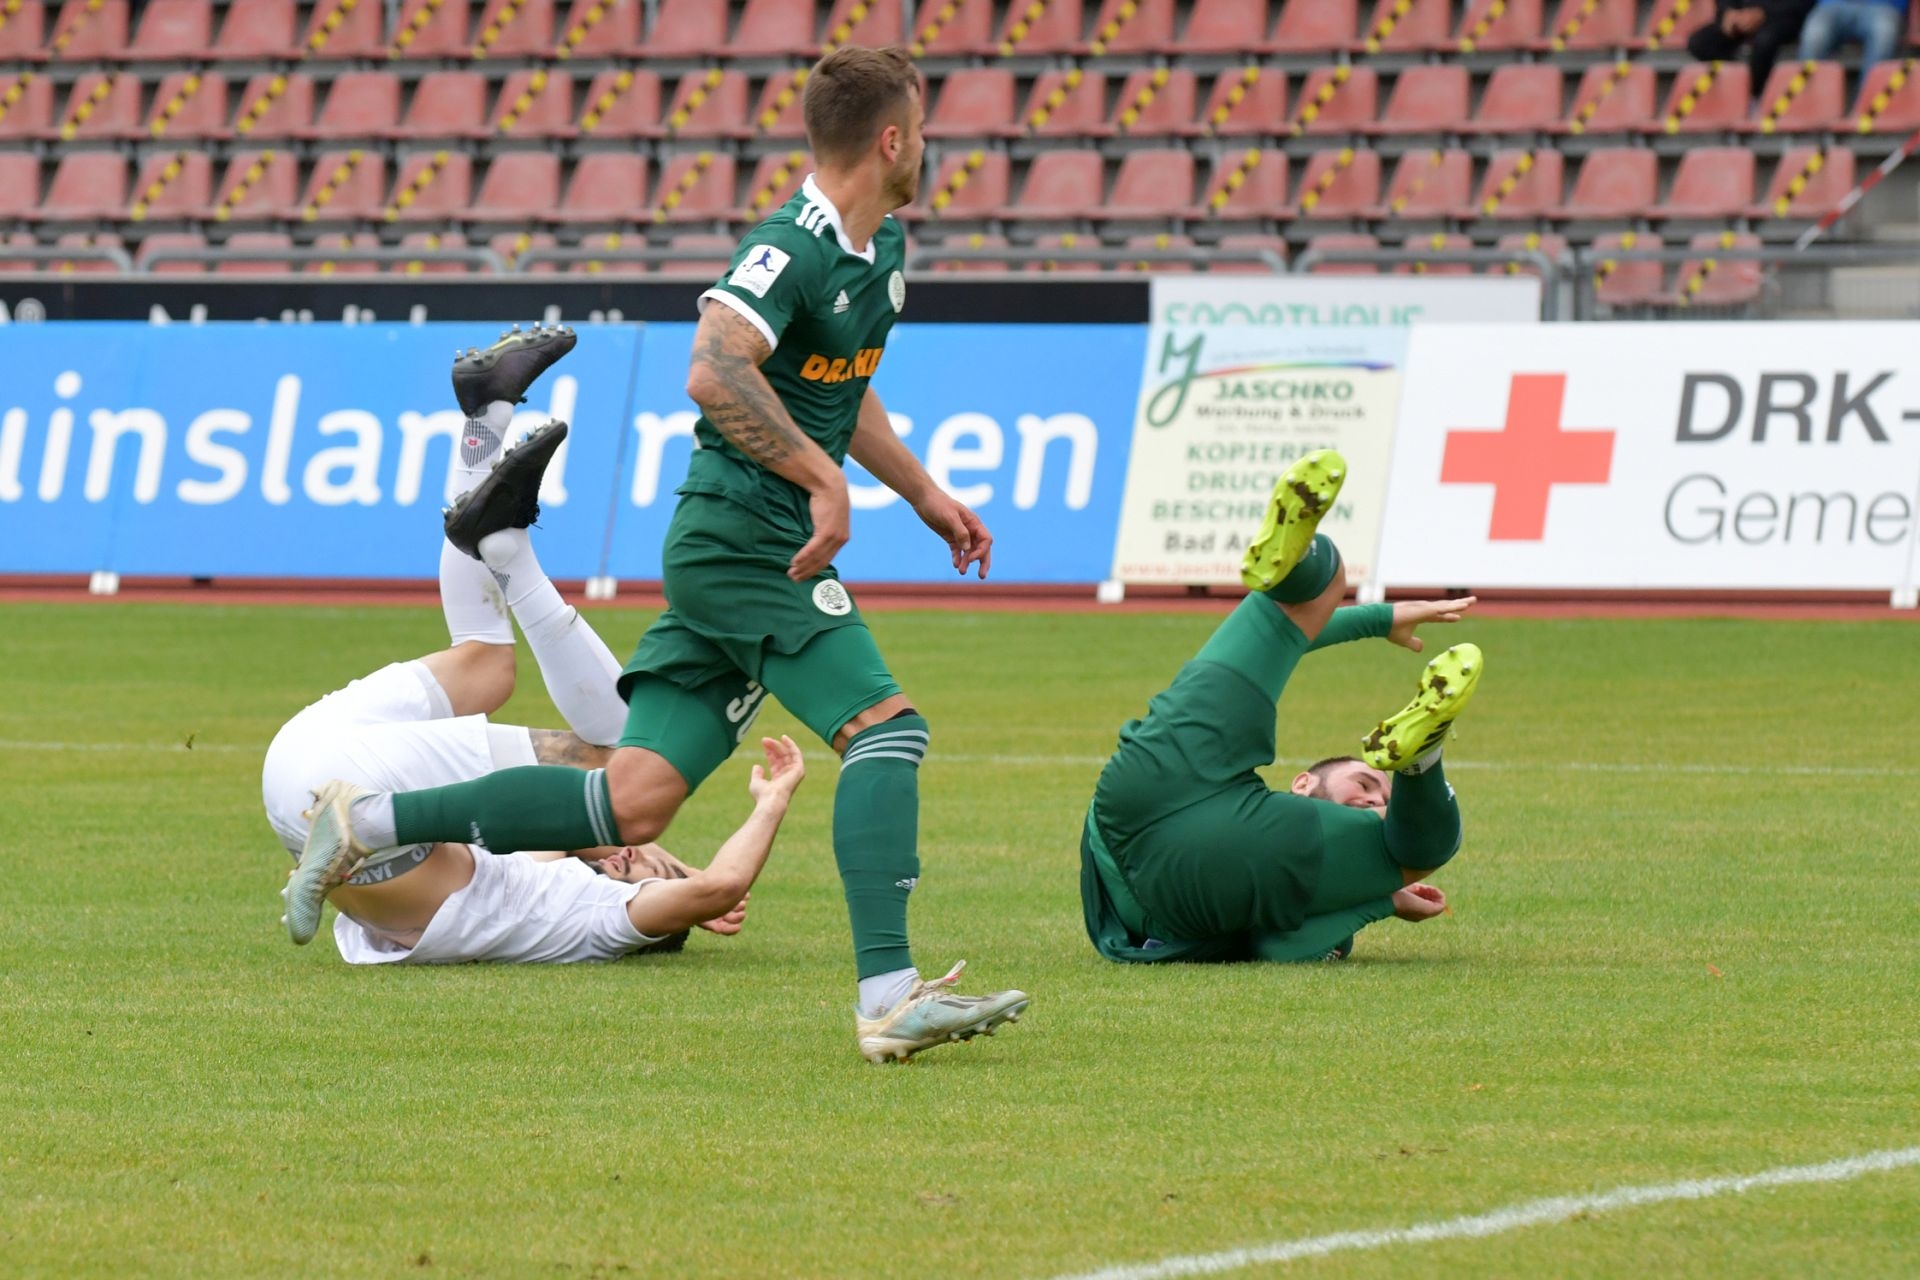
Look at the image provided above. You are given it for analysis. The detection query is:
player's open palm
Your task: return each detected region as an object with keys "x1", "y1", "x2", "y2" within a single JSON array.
[
  {"x1": 1388, "y1": 596, "x2": 1477, "y2": 652},
  {"x1": 749, "y1": 735, "x2": 806, "y2": 804},
  {"x1": 1393, "y1": 882, "x2": 1447, "y2": 922},
  {"x1": 914, "y1": 492, "x2": 994, "y2": 579}
]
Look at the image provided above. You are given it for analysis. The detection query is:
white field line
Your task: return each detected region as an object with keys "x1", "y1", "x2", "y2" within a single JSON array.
[{"x1": 1048, "y1": 1146, "x2": 1920, "y2": 1280}]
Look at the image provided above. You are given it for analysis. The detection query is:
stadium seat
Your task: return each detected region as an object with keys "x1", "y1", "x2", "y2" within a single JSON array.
[
  {"x1": 489, "y1": 229, "x2": 556, "y2": 272},
  {"x1": 1023, "y1": 233, "x2": 1104, "y2": 274},
  {"x1": 1747, "y1": 61, "x2": 1847, "y2": 133},
  {"x1": 663, "y1": 69, "x2": 751, "y2": 139},
  {"x1": 34, "y1": 152, "x2": 127, "y2": 221},
  {"x1": 1653, "y1": 147, "x2": 1755, "y2": 219},
  {"x1": 0, "y1": 1, "x2": 46, "y2": 63},
  {"x1": 1085, "y1": 0, "x2": 1173, "y2": 53},
  {"x1": 1491, "y1": 230, "x2": 1569, "y2": 276},
  {"x1": 296, "y1": 150, "x2": 389, "y2": 222},
  {"x1": 232, "y1": 73, "x2": 315, "y2": 140},
  {"x1": 0, "y1": 73, "x2": 55, "y2": 141},
  {"x1": 302, "y1": 71, "x2": 401, "y2": 139},
  {"x1": 0, "y1": 155, "x2": 40, "y2": 221},
  {"x1": 661, "y1": 232, "x2": 735, "y2": 275},
  {"x1": 205, "y1": 150, "x2": 300, "y2": 221},
  {"x1": 127, "y1": 150, "x2": 212, "y2": 221},
  {"x1": 737, "y1": 150, "x2": 811, "y2": 221},
  {"x1": 0, "y1": 232, "x2": 42, "y2": 273},
  {"x1": 821, "y1": 0, "x2": 901, "y2": 49},
  {"x1": 123, "y1": 0, "x2": 210, "y2": 60},
  {"x1": 1102, "y1": 69, "x2": 1197, "y2": 138},
  {"x1": 1192, "y1": 149, "x2": 1287, "y2": 220},
  {"x1": 142, "y1": 72, "x2": 229, "y2": 141},
  {"x1": 1854, "y1": 60, "x2": 1920, "y2": 133},
  {"x1": 305, "y1": 230, "x2": 381, "y2": 275},
  {"x1": 1748, "y1": 146, "x2": 1853, "y2": 219},
  {"x1": 1271, "y1": 0, "x2": 1354, "y2": 51},
  {"x1": 994, "y1": 0, "x2": 1083, "y2": 55},
  {"x1": 1213, "y1": 233, "x2": 1289, "y2": 272},
  {"x1": 909, "y1": 150, "x2": 1012, "y2": 221},
  {"x1": 1119, "y1": 233, "x2": 1197, "y2": 273},
  {"x1": 394, "y1": 72, "x2": 488, "y2": 140},
  {"x1": 466, "y1": 152, "x2": 560, "y2": 222},
  {"x1": 1179, "y1": 0, "x2": 1273, "y2": 53},
  {"x1": 647, "y1": 0, "x2": 728, "y2": 55},
  {"x1": 726, "y1": 0, "x2": 815, "y2": 55},
  {"x1": 1463, "y1": 64, "x2": 1562, "y2": 134},
  {"x1": 1552, "y1": 147, "x2": 1657, "y2": 219},
  {"x1": 553, "y1": 0, "x2": 640, "y2": 58},
  {"x1": 1589, "y1": 230, "x2": 1663, "y2": 305},
  {"x1": 302, "y1": 0, "x2": 386, "y2": 59},
  {"x1": 1455, "y1": 0, "x2": 1540, "y2": 50},
  {"x1": 925, "y1": 68, "x2": 1017, "y2": 139},
  {"x1": 1638, "y1": 0, "x2": 1713, "y2": 49},
  {"x1": 394, "y1": 230, "x2": 473, "y2": 275},
  {"x1": 1373, "y1": 148, "x2": 1473, "y2": 218},
  {"x1": 575, "y1": 69, "x2": 664, "y2": 138},
  {"x1": 1301, "y1": 232, "x2": 1380, "y2": 274},
  {"x1": 135, "y1": 231, "x2": 207, "y2": 274},
  {"x1": 566, "y1": 233, "x2": 649, "y2": 276},
  {"x1": 389, "y1": 0, "x2": 472, "y2": 60},
  {"x1": 215, "y1": 231, "x2": 295, "y2": 275},
  {"x1": 1008, "y1": 151, "x2": 1105, "y2": 220},
  {"x1": 1393, "y1": 232, "x2": 1475, "y2": 274},
  {"x1": 1366, "y1": 65, "x2": 1469, "y2": 135},
  {"x1": 47, "y1": 0, "x2": 128, "y2": 61},
  {"x1": 750, "y1": 70, "x2": 808, "y2": 137},
  {"x1": 1101, "y1": 149, "x2": 1195, "y2": 219},
  {"x1": 1557, "y1": 63, "x2": 1655, "y2": 135},
  {"x1": 1188, "y1": 68, "x2": 1288, "y2": 137},
  {"x1": 1468, "y1": 147, "x2": 1566, "y2": 219},
  {"x1": 489, "y1": 70, "x2": 573, "y2": 138},
  {"x1": 471, "y1": 0, "x2": 553, "y2": 58},
  {"x1": 52, "y1": 73, "x2": 142, "y2": 141},
  {"x1": 1664, "y1": 231, "x2": 1763, "y2": 306},
  {"x1": 1648, "y1": 62, "x2": 1752, "y2": 134},
  {"x1": 1356, "y1": 0, "x2": 1451, "y2": 51},
  {"x1": 550, "y1": 152, "x2": 648, "y2": 223},
  {"x1": 49, "y1": 231, "x2": 123, "y2": 274},
  {"x1": 923, "y1": 231, "x2": 1011, "y2": 274},
  {"x1": 1535, "y1": 0, "x2": 1632, "y2": 49},
  {"x1": 649, "y1": 151, "x2": 737, "y2": 222},
  {"x1": 211, "y1": 0, "x2": 299, "y2": 59},
  {"x1": 386, "y1": 150, "x2": 474, "y2": 222},
  {"x1": 1290, "y1": 66, "x2": 1378, "y2": 134},
  {"x1": 1019, "y1": 70, "x2": 1107, "y2": 137},
  {"x1": 1290, "y1": 148, "x2": 1382, "y2": 219},
  {"x1": 908, "y1": 0, "x2": 994, "y2": 55}
]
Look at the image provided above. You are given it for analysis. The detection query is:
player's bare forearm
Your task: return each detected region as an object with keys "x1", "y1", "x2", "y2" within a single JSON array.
[
  {"x1": 848, "y1": 386, "x2": 935, "y2": 506},
  {"x1": 687, "y1": 305, "x2": 839, "y2": 491},
  {"x1": 624, "y1": 796, "x2": 787, "y2": 936}
]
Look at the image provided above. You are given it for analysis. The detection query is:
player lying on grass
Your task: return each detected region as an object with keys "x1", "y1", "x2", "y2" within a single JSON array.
[
  {"x1": 262, "y1": 324, "x2": 797, "y2": 965},
  {"x1": 1081, "y1": 448, "x2": 1483, "y2": 965}
]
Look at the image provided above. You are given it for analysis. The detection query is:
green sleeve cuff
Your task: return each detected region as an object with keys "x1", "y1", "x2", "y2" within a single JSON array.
[{"x1": 1305, "y1": 602, "x2": 1394, "y2": 653}]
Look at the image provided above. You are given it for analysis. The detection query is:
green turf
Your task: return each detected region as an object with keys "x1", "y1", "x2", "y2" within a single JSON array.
[{"x1": 2, "y1": 601, "x2": 1916, "y2": 1279}]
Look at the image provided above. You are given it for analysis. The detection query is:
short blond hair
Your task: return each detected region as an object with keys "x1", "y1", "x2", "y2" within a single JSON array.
[{"x1": 803, "y1": 46, "x2": 919, "y2": 166}]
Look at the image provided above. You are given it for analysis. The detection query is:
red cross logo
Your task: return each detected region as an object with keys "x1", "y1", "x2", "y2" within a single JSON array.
[{"x1": 1441, "y1": 374, "x2": 1615, "y2": 541}]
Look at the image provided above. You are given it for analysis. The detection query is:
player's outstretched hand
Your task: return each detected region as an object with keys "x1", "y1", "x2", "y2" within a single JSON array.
[
  {"x1": 791, "y1": 478, "x2": 852, "y2": 581},
  {"x1": 748, "y1": 735, "x2": 805, "y2": 805},
  {"x1": 1388, "y1": 596, "x2": 1477, "y2": 652},
  {"x1": 912, "y1": 491, "x2": 994, "y2": 580},
  {"x1": 698, "y1": 891, "x2": 750, "y2": 936},
  {"x1": 1392, "y1": 882, "x2": 1447, "y2": 922}
]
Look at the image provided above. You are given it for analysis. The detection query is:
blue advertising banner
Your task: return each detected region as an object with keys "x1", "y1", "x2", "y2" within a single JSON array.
[{"x1": 0, "y1": 321, "x2": 1145, "y2": 584}]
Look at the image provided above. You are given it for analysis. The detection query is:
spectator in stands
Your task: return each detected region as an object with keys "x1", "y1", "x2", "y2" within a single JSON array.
[
  {"x1": 1687, "y1": 0, "x2": 1817, "y2": 98},
  {"x1": 1798, "y1": 0, "x2": 1910, "y2": 67}
]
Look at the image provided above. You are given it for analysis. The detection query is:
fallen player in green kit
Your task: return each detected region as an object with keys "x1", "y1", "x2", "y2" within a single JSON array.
[{"x1": 1081, "y1": 449, "x2": 1484, "y2": 964}]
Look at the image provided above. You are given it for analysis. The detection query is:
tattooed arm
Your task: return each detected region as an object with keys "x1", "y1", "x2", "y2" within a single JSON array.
[
  {"x1": 528, "y1": 729, "x2": 614, "y2": 771},
  {"x1": 685, "y1": 302, "x2": 850, "y2": 581}
]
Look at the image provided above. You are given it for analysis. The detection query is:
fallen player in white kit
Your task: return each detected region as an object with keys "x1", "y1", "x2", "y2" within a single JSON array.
[{"x1": 260, "y1": 324, "x2": 794, "y2": 964}]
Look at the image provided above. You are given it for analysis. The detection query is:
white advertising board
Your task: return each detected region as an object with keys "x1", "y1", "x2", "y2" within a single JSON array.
[
  {"x1": 1150, "y1": 276, "x2": 1543, "y2": 329},
  {"x1": 1376, "y1": 323, "x2": 1920, "y2": 592}
]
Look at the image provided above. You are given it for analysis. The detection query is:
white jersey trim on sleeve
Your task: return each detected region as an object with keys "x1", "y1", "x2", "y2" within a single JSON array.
[{"x1": 698, "y1": 288, "x2": 780, "y2": 353}]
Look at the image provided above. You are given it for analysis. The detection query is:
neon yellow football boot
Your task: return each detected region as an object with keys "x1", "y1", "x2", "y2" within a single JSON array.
[
  {"x1": 1239, "y1": 449, "x2": 1347, "y2": 592},
  {"x1": 1362, "y1": 643, "x2": 1484, "y2": 772}
]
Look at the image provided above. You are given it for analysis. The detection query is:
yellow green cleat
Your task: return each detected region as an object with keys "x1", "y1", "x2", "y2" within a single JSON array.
[
  {"x1": 1239, "y1": 449, "x2": 1347, "y2": 593},
  {"x1": 1362, "y1": 643, "x2": 1484, "y2": 772}
]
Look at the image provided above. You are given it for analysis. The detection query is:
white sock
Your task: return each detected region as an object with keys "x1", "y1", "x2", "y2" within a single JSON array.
[
  {"x1": 1404, "y1": 743, "x2": 1445, "y2": 775},
  {"x1": 439, "y1": 538, "x2": 513, "y2": 646},
  {"x1": 478, "y1": 528, "x2": 626, "y2": 747},
  {"x1": 858, "y1": 968, "x2": 921, "y2": 1019},
  {"x1": 347, "y1": 793, "x2": 399, "y2": 850},
  {"x1": 451, "y1": 400, "x2": 515, "y2": 497}
]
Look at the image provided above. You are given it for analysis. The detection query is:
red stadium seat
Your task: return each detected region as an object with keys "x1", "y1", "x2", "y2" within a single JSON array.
[
  {"x1": 575, "y1": 69, "x2": 663, "y2": 138},
  {"x1": 0, "y1": 155, "x2": 40, "y2": 221},
  {"x1": 1188, "y1": 68, "x2": 1287, "y2": 137},
  {"x1": 1101, "y1": 149, "x2": 1195, "y2": 219},
  {"x1": 1290, "y1": 148, "x2": 1382, "y2": 218},
  {"x1": 471, "y1": 0, "x2": 553, "y2": 58},
  {"x1": 386, "y1": 150, "x2": 474, "y2": 223},
  {"x1": 1653, "y1": 147, "x2": 1755, "y2": 218},
  {"x1": 909, "y1": 150, "x2": 1012, "y2": 221},
  {"x1": 1394, "y1": 232, "x2": 1475, "y2": 274},
  {"x1": 49, "y1": 231, "x2": 123, "y2": 274},
  {"x1": 647, "y1": 0, "x2": 727, "y2": 55},
  {"x1": 0, "y1": 1, "x2": 47, "y2": 63},
  {"x1": 302, "y1": 71, "x2": 400, "y2": 139},
  {"x1": 35, "y1": 152, "x2": 127, "y2": 220},
  {"x1": 1179, "y1": 0, "x2": 1273, "y2": 53},
  {"x1": 1302, "y1": 233, "x2": 1380, "y2": 274},
  {"x1": 1638, "y1": 0, "x2": 1713, "y2": 49},
  {"x1": 232, "y1": 73, "x2": 315, "y2": 140},
  {"x1": 749, "y1": 70, "x2": 807, "y2": 137},
  {"x1": 995, "y1": 0, "x2": 1082, "y2": 55},
  {"x1": 1747, "y1": 61, "x2": 1847, "y2": 133},
  {"x1": 53, "y1": 73, "x2": 142, "y2": 141},
  {"x1": 1649, "y1": 62, "x2": 1751, "y2": 134},
  {"x1": 466, "y1": 153, "x2": 560, "y2": 222},
  {"x1": 649, "y1": 151, "x2": 737, "y2": 222},
  {"x1": 127, "y1": 150, "x2": 212, "y2": 221},
  {"x1": 1271, "y1": 0, "x2": 1354, "y2": 51},
  {"x1": 1357, "y1": 0, "x2": 1451, "y2": 51},
  {"x1": 1536, "y1": 0, "x2": 1632, "y2": 49},
  {"x1": 1290, "y1": 66, "x2": 1378, "y2": 134},
  {"x1": 1456, "y1": 0, "x2": 1540, "y2": 49},
  {"x1": 489, "y1": 70, "x2": 573, "y2": 138},
  {"x1": 490, "y1": 230, "x2": 556, "y2": 272},
  {"x1": 394, "y1": 72, "x2": 488, "y2": 140},
  {"x1": 143, "y1": 72, "x2": 229, "y2": 141},
  {"x1": 925, "y1": 231, "x2": 1012, "y2": 274},
  {"x1": 389, "y1": 0, "x2": 471, "y2": 59},
  {"x1": 303, "y1": 0, "x2": 386, "y2": 59},
  {"x1": 1192, "y1": 149, "x2": 1287, "y2": 220},
  {"x1": 661, "y1": 232, "x2": 735, "y2": 276},
  {"x1": 1748, "y1": 146, "x2": 1853, "y2": 219},
  {"x1": 909, "y1": 0, "x2": 994, "y2": 54},
  {"x1": 1213, "y1": 234, "x2": 1289, "y2": 273},
  {"x1": 135, "y1": 231, "x2": 207, "y2": 275},
  {"x1": 296, "y1": 149, "x2": 389, "y2": 222},
  {"x1": 48, "y1": 0, "x2": 128, "y2": 61},
  {"x1": 925, "y1": 68, "x2": 1017, "y2": 139},
  {"x1": 395, "y1": 230, "x2": 473, "y2": 275},
  {"x1": 1468, "y1": 147, "x2": 1566, "y2": 219},
  {"x1": 1464, "y1": 64, "x2": 1562, "y2": 134},
  {"x1": 552, "y1": 152, "x2": 648, "y2": 223},
  {"x1": 663, "y1": 69, "x2": 750, "y2": 139},
  {"x1": 1551, "y1": 147, "x2": 1657, "y2": 219},
  {"x1": 1019, "y1": 69, "x2": 1107, "y2": 136},
  {"x1": 205, "y1": 150, "x2": 300, "y2": 221},
  {"x1": 1558, "y1": 63, "x2": 1655, "y2": 135},
  {"x1": 1104, "y1": 69, "x2": 1198, "y2": 137},
  {"x1": 1589, "y1": 230, "x2": 1663, "y2": 305},
  {"x1": 1854, "y1": 60, "x2": 1920, "y2": 133},
  {"x1": 211, "y1": 0, "x2": 299, "y2": 59},
  {"x1": 553, "y1": 0, "x2": 640, "y2": 58},
  {"x1": 730, "y1": 0, "x2": 817, "y2": 55},
  {"x1": 1366, "y1": 65, "x2": 1469, "y2": 134},
  {"x1": 0, "y1": 73, "x2": 55, "y2": 140},
  {"x1": 737, "y1": 150, "x2": 811, "y2": 221},
  {"x1": 1008, "y1": 152, "x2": 1105, "y2": 220},
  {"x1": 1664, "y1": 231, "x2": 1763, "y2": 306},
  {"x1": 821, "y1": 0, "x2": 900, "y2": 48},
  {"x1": 1491, "y1": 230, "x2": 1569, "y2": 276},
  {"x1": 305, "y1": 230, "x2": 381, "y2": 275},
  {"x1": 124, "y1": 0, "x2": 209, "y2": 60},
  {"x1": 1374, "y1": 148, "x2": 1473, "y2": 218},
  {"x1": 1023, "y1": 233, "x2": 1104, "y2": 275},
  {"x1": 1119, "y1": 233, "x2": 1198, "y2": 273},
  {"x1": 1085, "y1": 0, "x2": 1173, "y2": 53},
  {"x1": 214, "y1": 231, "x2": 295, "y2": 275}
]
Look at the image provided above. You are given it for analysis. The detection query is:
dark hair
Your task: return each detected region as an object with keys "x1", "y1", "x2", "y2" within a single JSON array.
[
  {"x1": 1306, "y1": 756, "x2": 1364, "y2": 783},
  {"x1": 633, "y1": 929, "x2": 690, "y2": 956},
  {"x1": 803, "y1": 46, "x2": 919, "y2": 166}
]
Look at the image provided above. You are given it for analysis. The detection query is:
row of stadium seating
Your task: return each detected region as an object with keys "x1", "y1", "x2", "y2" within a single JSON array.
[
  {"x1": 7, "y1": 61, "x2": 1920, "y2": 144},
  {"x1": 3, "y1": 0, "x2": 1918, "y2": 64}
]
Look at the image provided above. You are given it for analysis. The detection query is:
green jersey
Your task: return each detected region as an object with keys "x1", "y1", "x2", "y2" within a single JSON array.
[{"x1": 684, "y1": 175, "x2": 908, "y2": 541}]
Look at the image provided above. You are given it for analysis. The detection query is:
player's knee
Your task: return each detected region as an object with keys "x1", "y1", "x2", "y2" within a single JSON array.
[{"x1": 605, "y1": 749, "x2": 684, "y2": 845}]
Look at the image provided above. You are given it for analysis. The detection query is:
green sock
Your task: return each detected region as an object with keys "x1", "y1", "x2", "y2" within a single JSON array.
[
  {"x1": 1262, "y1": 534, "x2": 1341, "y2": 604},
  {"x1": 393, "y1": 765, "x2": 619, "y2": 854},
  {"x1": 1383, "y1": 758, "x2": 1462, "y2": 872},
  {"x1": 833, "y1": 715, "x2": 927, "y2": 980}
]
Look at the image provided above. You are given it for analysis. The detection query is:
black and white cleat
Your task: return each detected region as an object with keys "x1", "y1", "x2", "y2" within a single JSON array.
[
  {"x1": 443, "y1": 419, "x2": 570, "y2": 559},
  {"x1": 451, "y1": 321, "x2": 577, "y2": 418}
]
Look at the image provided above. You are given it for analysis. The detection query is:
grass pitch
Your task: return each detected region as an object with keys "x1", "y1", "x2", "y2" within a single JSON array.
[{"x1": 2, "y1": 601, "x2": 1917, "y2": 1278}]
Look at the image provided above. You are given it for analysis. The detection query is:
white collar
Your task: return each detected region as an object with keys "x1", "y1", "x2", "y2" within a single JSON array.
[{"x1": 801, "y1": 174, "x2": 877, "y2": 264}]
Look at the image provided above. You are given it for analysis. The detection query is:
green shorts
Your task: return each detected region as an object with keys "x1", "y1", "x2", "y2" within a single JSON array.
[{"x1": 616, "y1": 493, "x2": 903, "y2": 790}]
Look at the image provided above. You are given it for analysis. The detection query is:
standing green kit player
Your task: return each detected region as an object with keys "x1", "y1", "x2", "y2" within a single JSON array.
[
  {"x1": 291, "y1": 46, "x2": 1030, "y2": 1063},
  {"x1": 1082, "y1": 449, "x2": 1486, "y2": 965}
]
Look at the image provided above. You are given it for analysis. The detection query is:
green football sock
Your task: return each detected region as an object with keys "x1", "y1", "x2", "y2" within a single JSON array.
[
  {"x1": 392, "y1": 765, "x2": 619, "y2": 854},
  {"x1": 833, "y1": 715, "x2": 927, "y2": 980},
  {"x1": 1382, "y1": 758, "x2": 1462, "y2": 872},
  {"x1": 1262, "y1": 534, "x2": 1341, "y2": 604}
]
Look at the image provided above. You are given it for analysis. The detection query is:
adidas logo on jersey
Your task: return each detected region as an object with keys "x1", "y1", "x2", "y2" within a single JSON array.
[{"x1": 833, "y1": 290, "x2": 850, "y2": 314}]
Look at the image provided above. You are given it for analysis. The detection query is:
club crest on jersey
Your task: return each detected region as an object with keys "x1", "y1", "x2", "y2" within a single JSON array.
[
  {"x1": 728, "y1": 244, "x2": 791, "y2": 298},
  {"x1": 799, "y1": 347, "x2": 884, "y2": 383},
  {"x1": 888, "y1": 270, "x2": 906, "y2": 312},
  {"x1": 812, "y1": 580, "x2": 853, "y2": 616}
]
